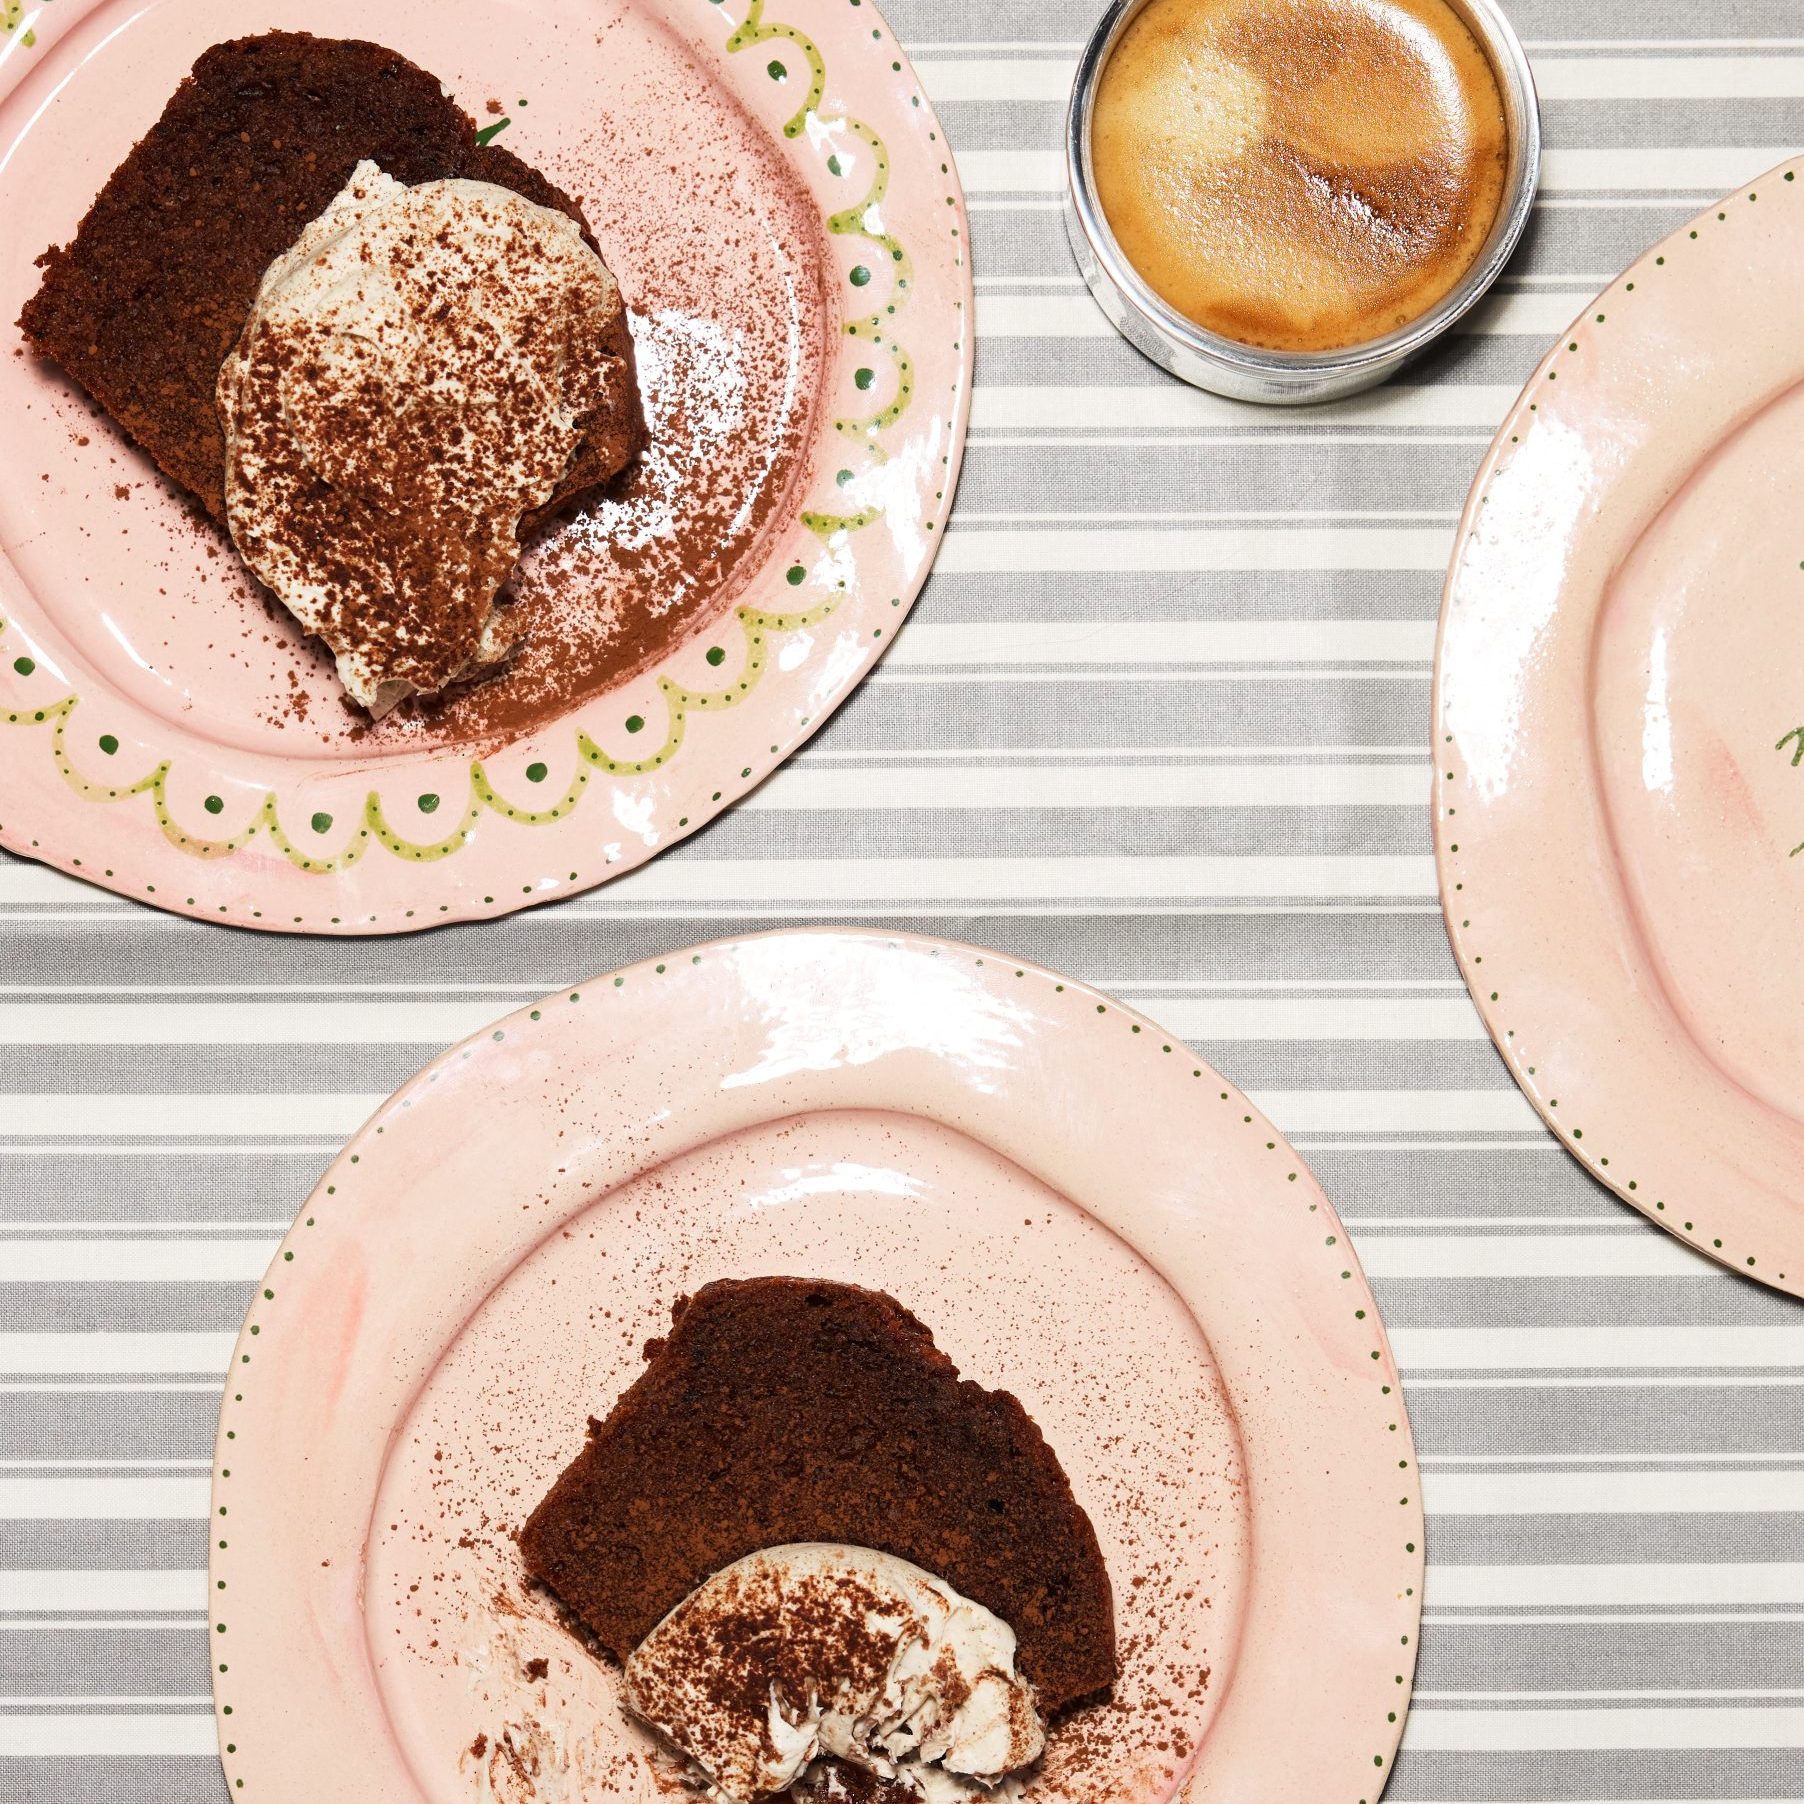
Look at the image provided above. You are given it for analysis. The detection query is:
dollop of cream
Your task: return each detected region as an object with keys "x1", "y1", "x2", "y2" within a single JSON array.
[
  {"x1": 217, "y1": 160, "x2": 630, "y2": 715},
  {"x1": 623, "y1": 1543, "x2": 1045, "y2": 1804}
]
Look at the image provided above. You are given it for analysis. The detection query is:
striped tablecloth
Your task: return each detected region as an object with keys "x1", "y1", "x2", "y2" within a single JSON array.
[{"x1": 6, "y1": 1, "x2": 1804, "y2": 1798}]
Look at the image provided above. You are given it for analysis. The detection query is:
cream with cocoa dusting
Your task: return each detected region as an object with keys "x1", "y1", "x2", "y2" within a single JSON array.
[
  {"x1": 623, "y1": 1543, "x2": 1045, "y2": 1803},
  {"x1": 216, "y1": 160, "x2": 634, "y2": 715}
]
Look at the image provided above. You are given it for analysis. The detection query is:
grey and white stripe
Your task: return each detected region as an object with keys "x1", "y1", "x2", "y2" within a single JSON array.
[{"x1": 5, "y1": 1, "x2": 1804, "y2": 1798}]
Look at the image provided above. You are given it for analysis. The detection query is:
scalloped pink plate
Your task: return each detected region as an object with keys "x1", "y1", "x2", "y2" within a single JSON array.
[
  {"x1": 1436, "y1": 158, "x2": 1804, "y2": 1296},
  {"x1": 209, "y1": 930, "x2": 1422, "y2": 1804},
  {"x1": 0, "y1": 0, "x2": 970, "y2": 932}
]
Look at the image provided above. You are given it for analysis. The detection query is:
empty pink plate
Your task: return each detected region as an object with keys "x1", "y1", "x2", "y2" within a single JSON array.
[{"x1": 1437, "y1": 158, "x2": 1804, "y2": 1294}]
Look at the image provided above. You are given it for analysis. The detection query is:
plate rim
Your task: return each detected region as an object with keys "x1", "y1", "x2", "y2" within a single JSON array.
[
  {"x1": 0, "y1": 0, "x2": 974, "y2": 934},
  {"x1": 1434, "y1": 154, "x2": 1804, "y2": 1297},
  {"x1": 206, "y1": 925, "x2": 1425, "y2": 1804}
]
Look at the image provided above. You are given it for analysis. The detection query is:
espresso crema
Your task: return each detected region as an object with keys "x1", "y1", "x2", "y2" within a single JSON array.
[{"x1": 1091, "y1": 0, "x2": 1508, "y2": 353}]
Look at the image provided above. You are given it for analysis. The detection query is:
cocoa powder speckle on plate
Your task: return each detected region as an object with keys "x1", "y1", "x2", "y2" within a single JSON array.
[{"x1": 369, "y1": 1110, "x2": 1231, "y2": 1804}]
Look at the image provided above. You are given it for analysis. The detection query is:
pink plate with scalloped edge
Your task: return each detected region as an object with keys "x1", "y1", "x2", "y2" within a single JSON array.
[
  {"x1": 1436, "y1": 157, "x2": 1804, "y2": 1297},
  {"x1": 209, "y1": 929, "x2": 1422, "y2": 1804},
  {"x1": 0, "y1": 0, "x2": 969, "y2": 932}
]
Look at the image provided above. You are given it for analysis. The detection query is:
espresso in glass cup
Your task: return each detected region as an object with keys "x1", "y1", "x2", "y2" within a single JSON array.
[{"x1": 1065, "y1": 0, "x2": 1539, "y2": 402}]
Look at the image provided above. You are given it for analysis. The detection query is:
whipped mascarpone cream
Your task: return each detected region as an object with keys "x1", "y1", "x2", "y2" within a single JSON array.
[
  {"x1": 217, "y1": 160, "x2": 629, "y2": 715},
  {"x1": 623, "y1": 1544, "x2": 1046, "y2": 1804}
]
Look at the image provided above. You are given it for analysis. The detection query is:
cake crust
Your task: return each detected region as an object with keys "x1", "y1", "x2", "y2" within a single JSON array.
[
  {"x1": 18, "y1": 31, "x2": 642, "y2": 532},
  {"x1": 518, "y1": 1277, "x2": 1117, "y2": 1714}
]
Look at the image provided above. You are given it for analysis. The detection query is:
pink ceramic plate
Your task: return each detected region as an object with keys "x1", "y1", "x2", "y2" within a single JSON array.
[
  {"x1": 0, "y1": 0, "x2": 969, "y2": 932},
  {"x1": 1437, "y1": 158, "x2": 1804, "y2": 1296},
  {"x1": 209, "y1": 930, "x2": 1421, "y2": 1804}
]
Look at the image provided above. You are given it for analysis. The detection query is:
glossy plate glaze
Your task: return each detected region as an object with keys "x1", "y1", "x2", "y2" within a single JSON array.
[
  {"x1": 210, "y1": 931, "x2": 1421, "y2": 1804},
  {"x1": 0, "y1": 0, "x2": 970, "y2": 932},
  {"x1": 1437, "y1": 158, "x2": 1804, "y2": 1295}
]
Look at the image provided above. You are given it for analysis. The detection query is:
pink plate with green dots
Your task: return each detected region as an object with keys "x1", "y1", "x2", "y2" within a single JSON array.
[
  {"x1": 0, "y1": 0, "x2": 970, "y2": 933},
  {"x1": 1436, "y1": 158, "x2": 1804, "y2": 1296},
  {"x1": 209, "y1": 929, "x2": 1422, "y2": 1804}
]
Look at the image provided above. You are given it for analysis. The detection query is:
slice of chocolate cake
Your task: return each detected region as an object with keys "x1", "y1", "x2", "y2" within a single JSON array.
[
  {"x1": 519, "y1": 1277, "x2": 1117, "y2": 1714},
  {"x1": 18, "y1": 31, "x2": 642, "y2": 534}
]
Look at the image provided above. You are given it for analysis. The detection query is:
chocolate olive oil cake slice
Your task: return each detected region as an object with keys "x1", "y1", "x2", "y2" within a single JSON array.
[
  {"x1": 519, "y1": 1277, "x2": 1117, "y2": 1713},
  {"x1": 20, "y1": 31, "x2": 644, "y2": 710},
  {"x1": 19, "y1": 31, "x2": 643, "y2": 531}
]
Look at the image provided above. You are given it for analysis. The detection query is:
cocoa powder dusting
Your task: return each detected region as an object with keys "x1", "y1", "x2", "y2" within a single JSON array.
[
  {"x1": 348, "y1": 87, "x2": 830, "y2": 747},
  {"x1": 372, "y1": 1114, "x2": 1229, "y2": 1804},
  {"x1": 218, "y1": 168, "x2": 640, "y2": 712},
  {"x1": 633, "y1": 1562, "x2": 903, "y2": 1749},
  {"x1": 14, "y1": 29, "x2": 829, "y2": 755}
]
